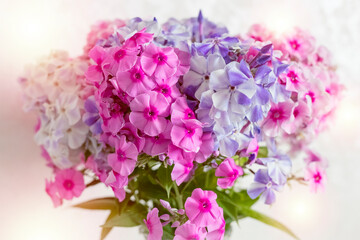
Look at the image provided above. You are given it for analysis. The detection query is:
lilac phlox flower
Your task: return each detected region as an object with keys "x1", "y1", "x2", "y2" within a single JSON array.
[
  {"x1": 83, "y1": 96, "x2": 103, "y2": 135},
  {"x1": 55, "y1": 92, "x2": 81, "y2": 125},
  {"x1": 196, "y1": 90, "x2": 215, "y2": 131},
  {"x1": 247, "y1": 169, "x2": 283, "y2": 205},
  {"x1": 183, "y1": 53, "x2": 226, "y2": 100},
  {"x1": 268, "y1": 59, "x2": 291, "y2": 103},
  {"x1": 194, "y1": 36, "x2": 239, "y2": 57},
  {"x1": 209, "y1": 60, "x2": 256, "y2": 114},
  {"x1": 248, "y1": 44, "x2": 273, "y2": 69},
  {"x1": 258, "y1": 154, "x2": 292, "y2": 185}
]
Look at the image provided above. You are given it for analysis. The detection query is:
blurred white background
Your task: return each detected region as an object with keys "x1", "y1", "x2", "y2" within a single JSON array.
[{"x1": 0, "y1": 0, "x2": 359, "y2": 239}]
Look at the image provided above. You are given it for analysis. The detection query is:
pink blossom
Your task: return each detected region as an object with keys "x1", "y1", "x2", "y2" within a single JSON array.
[
  {"x1": 171, "y1": 97, "x2": 196, "y2": 124},
  {"x1": 54, "y1": 169, "x2": 85, "y2": 200},
  {"x1": 170, "y1": 144, "x2": 195, "y2": 185},
  {"x1": 291, "y1": 100, "x2": 311, "y2": 130},
  {"x1": 261, "y1": 101, "x2": 295, "y2": 137},
  {"x1": 304, "y1": 150, "x2": 328, "y2": 168},
  {"x1": 279, "y1": 64, "x2": 305, "y2": 92},
  {"x1": 194, "y1": 133, "x2": 214, "y2": 163},
  {"x1": 215, "y1": 158, "x2": 243, "y2": 189},
  {"x1": 143, "y1": 121, "x2": 172, "y2": 156},
  {"x1": 118, "y1": 122, "x2": 145, "y2": 152},
  {"x1": 107, "y1": 136, "x2": 138, "y2": 176},
  {"x1": 85, "y1": 45, "x2": 108, "y2": 84},
  {"x1": 283, "y1": 28, "x2": 316, "y2": 62},
  {"x1": 144, "y1": 208, "x2": 163, "y2": 240},
  {"x1": 153, "y1": 77, "x2": 182, "y2": 103},
  {"x1": 104, "y1": 46, "x2": 138, "y2": 75},
  {"x1": 140, "y1": 43, "x2": 179, "y2": 79},
  {"x1": 116, "y1": 63, "x2": 156, "y2": 97},
  {"x1": 305, "y1": 163, "x2": 327, "y2": 193},
  {"x1": 124, "y1": 28, "x2": 153, "y2": 48},
  {"x1": 206, "y1": 208, "x2": 225, "y2": 240},
  {"x1": 105, "y1": 170, "x2": 128, "y2": 189},
  {"x1": 247, "y1": 24, "x2": 273, "y2": 42},
  {"x1": 112, "y1": 186, "x2": 126, "y2": 202},
  {"x1": 184, "y1": 188, "x2": 222, "y2": 227},
  {"x1": 174, "y1": 48, "x2": 191, "y2": 77},
  {"x1": 97, "y1": 80, "x2": 129, "y2": 135},
  {"x1": 45, "y1": 179, "x2": 62, "y2": 207},
  {"x1": 174, "y1": 221, "x2": 207, "y2": 240},
  {"x1": 129, "y1": 91, "x2": 170, "y2": 136},
  {"x1": 171, "y1": 119, "x2": 203, "y2": 153},
  {"x1": 83, "y1": 19, "x2": 126, "y2": 56}
]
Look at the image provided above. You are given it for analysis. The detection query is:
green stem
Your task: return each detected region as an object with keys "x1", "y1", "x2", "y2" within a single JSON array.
[{"x1": 173, "y1": 183, "x2": 184, "y2": 209}]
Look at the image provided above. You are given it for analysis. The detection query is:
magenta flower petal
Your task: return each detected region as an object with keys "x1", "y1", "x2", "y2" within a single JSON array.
[{"x1": 144, "y1": 208, "x2": 163, "y2": 240}]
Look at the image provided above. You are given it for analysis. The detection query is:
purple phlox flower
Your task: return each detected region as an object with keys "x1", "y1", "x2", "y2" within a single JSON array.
[
  {"x1": 248, "y1": 44, "x2": 273, "y2": 69},
  {"x1": 157, "y1": 18, "x2": 191, "y2": 46},
  {"x1": 183, "y1": 53, "x2": 226, "y2": 100},
  {"x1": 268, "y1": 58, "x2": 291, "y2": 103},
  {"x1": 247, "y1": 169, "x2": 283, "y2": 205},
  {"x1": 185, "y1": 13, "x2": 228, "y2": 42},
  {"x1": 258, "y1": 154, "x2": 292, "y2": 185},
  {"x1": 213, "y1": 120, "x2": 252, "y2": 157},
  {"x1": 209, "y1": 60, "x2": 257, "y2": 114},
  {"x1": 194, "y1": 36, "x2": 239, "y2": 57},
  {"x1": 196, "y1": 90, "x2": 215, "y2": 131},
  {"x1": 83, "y1": 96, "x2": 103, "y2": 135}
]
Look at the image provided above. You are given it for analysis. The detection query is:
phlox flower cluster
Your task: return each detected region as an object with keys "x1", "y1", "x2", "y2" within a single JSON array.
[{"x1": 20, "y1": 12, "x2": 342, "y2": 239}]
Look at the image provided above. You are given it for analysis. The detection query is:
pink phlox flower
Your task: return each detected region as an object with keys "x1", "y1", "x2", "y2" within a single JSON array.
[
  {"x1": 124, "y1": 28, "x2": 153, "y2": 48},
  {"x1": 171, "y1": 97, "x2": 196, "y2": 124},
  {"x1": 104, "y1": 46, "x2": 138, "y2": 75},
  {"x1": 140, "y1": 43, "x2": 179, "y2": 79},
  {"x1": 143, "y1": 121, "x2": 172, "y2": 156},
  {"x1": 305, "y1": 163, "x2": 327, "y2": 193},
  {"x1": 171, "y1": 119, "x2": 203, "y2": 153},
  {"x1": 116, "y1": 62, "x2": 156, "y2": 97},
  {"x1": 112, "y1": 186, "x2": 126, "y2": 202},
  {"x1": 184, "y1": 188, "x2": 222, "y2": 227},
  {"x1": 129, "y1": 91, "x2": 170, "y2": 136},
  {"x1": 153, "y1": 76, "x2": 182, "y2": 103},
  {"x1": 85, "y1": 45, "x2": 108, "y2": 84},
  {"x1": 107, "y1": 136, "x2": 138, "y2": 176},
  {"x1": 206, "y1": 208, "x2": 225, "y2": 240},
  {"x1": 45, "y1": 179, "x2": 63, "y2": 207},
  {"x1": 117, "y1": 122, "x2": 145, "y2": 152},
  {"x1": 54, "y1": 169, "x2": 85, "y2": 200},
  {"x1": 290, "y1": 100, "x2": 311, "y2": 130},
  {"x1": 169, "y1": 144, "x2": 196, "y2": 185},
  {"x1": 105, "y1": 170, "x2": 129, "y2": 189},
  {"x1": 144, "y1": 208, "x2": 163, "y2": 240},
  {"x1": 309, "y1": 45, "x2": 332, "y2": 66},
  {"x1": 283, "y1": 28, "x2": 316, "y2": 62},
  {"x1": 194, "y1": 133, "x2": 214, "y2": 164},
  {"x1": 215, "y1": 158, "x2": 243, "y2": 189},
  {"x1": 261, "y1": 101, "x2": 295, "y2": 137},
  {"x1": 174, "y1": 221, "x2": 207, "y2": 240},
  {"x1": 174, "y1": 48, "x2": 191, "y2": 77},
  {"x1": 97, "y1": 80, "x2": 129, "y2": 134},
  {"x1": 247, "y1": 24, "x2": 273, "y2": 42},
  {"x1": 304, "y1": 150, "x2": 328, "y2": 168},
  {"x1": 279, "y1": 64, "x2": 305, "y2": 92},
  {"x1": 83, "y1": 19, "x2": 126, "y2": 56}
]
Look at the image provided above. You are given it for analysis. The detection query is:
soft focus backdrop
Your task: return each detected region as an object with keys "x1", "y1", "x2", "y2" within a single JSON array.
[{"x1": 0, "y1": 0, "x2": 359, "y2": 239}]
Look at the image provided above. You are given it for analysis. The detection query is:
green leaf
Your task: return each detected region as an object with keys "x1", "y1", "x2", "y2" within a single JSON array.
[
  {"x1": 215, "y1": 191, "x2": 299, "y2": 240},
  {"x1": 101, "y1": 203, "x2": 147, "y2": 228},
  {"x1": 100, "y1": 211, "x2": 117, "y2": 240},
  {"x1": 156, "y1": 165, "x2": 173, "y2": 198},
  {"x1": 238, "y1": 207, "x2": 299, "y2": 240},
  {"x1": 73, "y1": 197, "x2": 118, "y2": 211}
]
